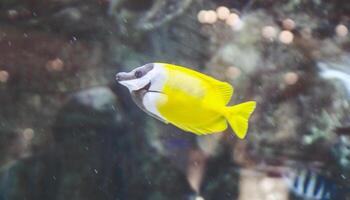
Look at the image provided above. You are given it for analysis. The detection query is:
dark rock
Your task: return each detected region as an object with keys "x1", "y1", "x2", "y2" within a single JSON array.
[{"x1": 0, "y1": 86, "x2": 192, "y2": 200}]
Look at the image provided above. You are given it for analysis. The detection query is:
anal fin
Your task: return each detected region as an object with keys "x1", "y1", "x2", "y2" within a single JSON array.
[{"x1": 174, "y1": 116, "x2": 227, "y2": 135}]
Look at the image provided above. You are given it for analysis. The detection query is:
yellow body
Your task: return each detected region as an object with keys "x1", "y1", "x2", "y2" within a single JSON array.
[{"x1": 156, "y1": 63, "x2": 256, "y2": 139}]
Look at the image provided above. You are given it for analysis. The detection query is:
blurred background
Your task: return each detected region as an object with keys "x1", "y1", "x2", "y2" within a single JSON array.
[{"x1": 0, "y1": 0, "x2": 349, "y2": 199}]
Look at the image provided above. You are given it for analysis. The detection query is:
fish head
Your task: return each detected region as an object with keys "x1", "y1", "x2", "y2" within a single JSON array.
[{"x1": 115, "y1": 63, "x2": 157, "y2": 92}]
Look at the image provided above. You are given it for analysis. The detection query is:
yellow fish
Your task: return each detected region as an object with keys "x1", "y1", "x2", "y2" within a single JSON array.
[{"x1": 115, "y1": 63, "x2": 256, "y2": 139}]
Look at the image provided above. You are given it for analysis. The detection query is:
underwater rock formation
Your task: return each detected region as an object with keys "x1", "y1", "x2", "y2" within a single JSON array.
[
  {"x1": 0, "y1": 86, "x2": 193, "y2": 200},
  {"x1": 109, "y1": 0, "x2": 193, "y2": 33}
]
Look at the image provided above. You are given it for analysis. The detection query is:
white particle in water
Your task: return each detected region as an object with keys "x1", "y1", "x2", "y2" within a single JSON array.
[
  {"x1": 195, "y1": 196, "x2": 204, "y2": 200},
  {"x1": 341, "y1": 174, "x2": 346, "y2": 179}
]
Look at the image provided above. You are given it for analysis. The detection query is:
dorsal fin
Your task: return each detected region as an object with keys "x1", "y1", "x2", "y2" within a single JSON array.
[
  {"x1": 212, "y1": 81, "x2": 234, "y2": 105},
  {"x1": 161, "y1": 63, "x2": 234, "y2": 105}
]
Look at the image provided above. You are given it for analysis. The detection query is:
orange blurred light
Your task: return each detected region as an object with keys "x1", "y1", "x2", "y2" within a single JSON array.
[
  {"x1": 216, "y1": 6, "x2": 230, "y2": 20},
  {"x1": 279, "y1": 30, "x2": 294, "y2": 44},
  {"x1": 197, "y1": 10, "x2": 217, "y2": 24},
  {"x1": 225, "y1": 13, "x2": 239, "y2": 26},
  {"x1": 227, "y1": 66, "x2": 241, "y2": 79},
  {"x1": 284, "y1": 72, "x2": 298, "y2": 85},
  {"x1": 197, "y1": 10, "x2": 207, "y2": 24},
  {"x1": 0, "y1": 70, "x2": 9, "y2": 83},
  {"x1": 282, "y1": 18, "x2": 295, "y2": 30},
  {"x1": 335, "y1": 24, "x2": 348, "y2": 37},
  {"x1": 46, "y1": 58, "x2": 64, "y2": 72},
  {"x1": 206, "y1": 10, "x2": 218, "y2": 24},
  {"x1": 262, "y1": 26, "x2": 277, "y2": 40}
]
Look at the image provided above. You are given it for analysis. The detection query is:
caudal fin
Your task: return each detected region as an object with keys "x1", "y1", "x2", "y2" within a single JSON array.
[{"x1": 225, "y1": 101, "x2": 256, "y2": 139}]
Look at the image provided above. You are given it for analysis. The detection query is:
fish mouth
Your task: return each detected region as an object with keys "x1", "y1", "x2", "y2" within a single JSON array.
[
  {"x1": 137, "y1": 81, "x2": 151, "y2": 91},
  {"x1": 136, "y1": 82, "x2": 162, "y2": 93}
]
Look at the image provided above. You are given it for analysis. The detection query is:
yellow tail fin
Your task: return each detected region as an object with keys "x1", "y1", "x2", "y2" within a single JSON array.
[{"x1": 225, "y1": 101, "x2": 256, "y2": 139}]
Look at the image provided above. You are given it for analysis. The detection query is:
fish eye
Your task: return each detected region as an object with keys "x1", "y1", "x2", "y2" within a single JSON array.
[{"x1": 134, "y1": 70, "x2": 143, "y2": 78}]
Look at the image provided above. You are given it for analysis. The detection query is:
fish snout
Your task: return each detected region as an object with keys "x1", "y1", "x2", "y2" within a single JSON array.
[
  {"x1": 115, "y1": 72, "x2": 134, "y2": 82},
  {"x1": 115, "y1": 73, "x2": 122, "y2": 82}
]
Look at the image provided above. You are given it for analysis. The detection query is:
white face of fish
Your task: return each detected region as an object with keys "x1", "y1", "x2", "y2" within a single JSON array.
[
  {"x1": 116, "y1": 63, "x2": 166, "y2": 92},
  {"x1": 118, "y1": 74, "x2": 150, "y2": 92},
  {"x1": 116, "y1": 63, "x2": 168, "y2": 122},
  {"x1": 116, "y1": 63, "x2": 155, "y2": 92}
]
